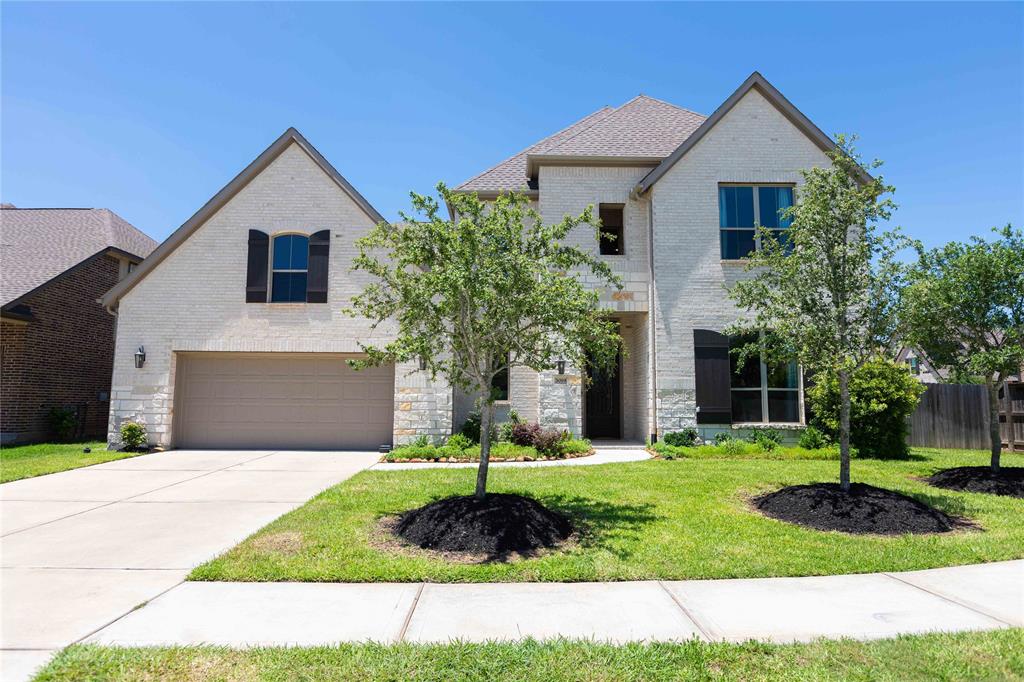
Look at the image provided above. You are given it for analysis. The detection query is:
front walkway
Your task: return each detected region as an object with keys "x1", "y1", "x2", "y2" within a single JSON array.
[
  {"x1": 0, "y1": 449, "x2": 380, "y2": 682},
  {"x1": 86, "y1": 561, "x2": 1022, "y2": 648}
]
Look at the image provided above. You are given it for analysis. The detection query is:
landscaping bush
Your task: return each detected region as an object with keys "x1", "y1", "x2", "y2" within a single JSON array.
[
  {"x1": 558, "y1": 438, "x2": 592, "y2": 456},
  {"x1": 459, "y1": 411, "x2": 497, "y2": 444},
  {"x1": 798, "y1": 425, "x2": 830, "y2": 450},
  {"x1": 663, "y1": 428, "x2": 699, "y2": 447},
  {"x1": 721, "y1": 438, "x2": 751, "y2": 456},
  {"x1": 48, "y1": 407, "x2": 79, "y2": 442},
  {"x1": 445, "y1": 433, "x2": 473, "y2": 451},
  {"x1": 510, "y1": 422, "x2": 542, "y2": 447},
  {"x1": 532, "y1": 428, "x2": 567, "y2": 455},
  {"x1": 712, "y1": 432, "x2": 733, "y2": 446},
  {"x1": 749, "y1": 428, "x2": 783, "y2": 452},
  {"x1": 495, "y1": 410, "x2": 523, "y2": 442},
  {"x1": 119, "y1": 421, "x2": 147, "y2": 451},
  {"x1": 807, "y1": 357, "x2": 925, "y2": 458}
]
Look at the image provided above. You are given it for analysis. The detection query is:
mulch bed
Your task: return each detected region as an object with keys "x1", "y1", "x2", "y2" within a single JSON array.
[
  {"x1": 392, "y1": 493, "x2": 573, "y2": 560},
  {"x1": 752, "y1": 483, "x2": 968, "y2": 535},
  {"x1": 382, "y1": 450, "x2": 594, "y2": 464},
  {"x1": 925, "y1": 467, "x2": 1024, "y2": 498}
]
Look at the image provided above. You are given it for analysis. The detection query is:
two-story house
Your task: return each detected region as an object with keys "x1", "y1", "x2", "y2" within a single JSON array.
[{"x1": 100, "y1": 72, "x2": 845, "y2": 450}]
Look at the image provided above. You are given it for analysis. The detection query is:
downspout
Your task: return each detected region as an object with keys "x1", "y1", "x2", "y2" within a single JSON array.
[{"x1": 645, "y1": 192, "x2": 659, "y2": 443}]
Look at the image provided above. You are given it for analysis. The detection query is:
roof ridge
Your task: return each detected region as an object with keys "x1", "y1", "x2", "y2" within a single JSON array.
[
  {"x1": 455, "y1": 105, "x2": 614, "y2": 190},
  {"x1": 630, "y1": 93, "x2": 706, "y2": 118}
]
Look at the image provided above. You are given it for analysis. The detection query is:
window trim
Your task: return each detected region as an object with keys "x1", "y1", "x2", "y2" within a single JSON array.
[
  {"x1": 719, "y1": 183, "x2": 795, "y2": 260},
  {"x1": 597, "y1": 203, "x2": 625, "y2": 256},
  {"x1": 730, "y1": 334, "x2": 805, "y2": 425},
  {"x1": 269, "y1": 231, "x2": 311, "y2": 304}
]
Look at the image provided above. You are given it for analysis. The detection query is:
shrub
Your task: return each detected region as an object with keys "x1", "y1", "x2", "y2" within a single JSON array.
[
  {"x1": 807, "y1": 357, "x2": 925, "y2": 458},
  {"x1": 798, "y1": 425, "x2": 830, "y2": 450},
  {"x1": 663, "y1": 428, "x2": 698, "y2": 447},
  {"x1": 48, "y1": 407, "x2": 79, "y2": 442},
  {"x1": 445, "y1": 433, "x2": 473, "y2": 451},
  {"x1": 459, "y1": 411, "x2": 497, "y2": 443},
  {"x1": 749, "y1": 428, "x2": 783, "y2": 452},
  {"x1": 557, "y1": 438, "x2": 592, "y2": 456},
  {"x1": 721, "y1": 438, "x2": 749, "y2": 456},
  {"x1": 119, "y1": 421, "x2": 147, "y2": 451},
  {"x1": 712, "y1": 432, "x2": 733, "y2": 446},
  {"x1": 410, "y1": 435, "x2": 430, "y2": 448},
  {"x1": 533, "y1": 428, "x2": 567, "y2": 454},
  {"x1": 510, "y1": 422, "x2": 541, "y2": 447}
]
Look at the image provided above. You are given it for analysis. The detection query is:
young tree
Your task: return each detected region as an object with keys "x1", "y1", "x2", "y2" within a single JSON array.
[
  {"x1": 727, "y1": 136, "x2": 906, "y2": 491},
  {"x1": 348, "y1": 184, "x2": 622, "y2": 499},
  {"x1": 902, "y1": 225, "x2": 1024, "y2": 471}
]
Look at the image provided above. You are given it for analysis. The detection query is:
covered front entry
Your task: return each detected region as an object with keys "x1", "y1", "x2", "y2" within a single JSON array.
[
  {"x1": 173, "y1": 352, "x2": 394, "y2": 450},
  {"x1": 584, "y1": 349, "x2": 622, "y2": 439}
]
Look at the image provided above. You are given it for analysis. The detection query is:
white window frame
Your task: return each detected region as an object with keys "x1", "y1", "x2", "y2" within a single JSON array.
[
  {"x1": 270, "y1": 232, "x2": 310, "y2": 303},
  {"x1": 730, "y1": 335, "x2": 805, "y2": 425}
]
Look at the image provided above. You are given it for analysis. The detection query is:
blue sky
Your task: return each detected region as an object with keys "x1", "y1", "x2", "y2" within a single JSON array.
[{"x1": 3, "y1": 2, "x2": 1021, "y2": 250}]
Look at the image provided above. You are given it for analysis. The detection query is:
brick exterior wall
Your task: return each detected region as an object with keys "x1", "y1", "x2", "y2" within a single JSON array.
[
  {"x1": 648, "y1": 88, "x2": 830, "y2": 437},
  {"x1": 109, "y1": 142, "x2": 450, "y2": 448},
  {"x1": 1, "y1": 253, "x2": 125, "y2": 442}
]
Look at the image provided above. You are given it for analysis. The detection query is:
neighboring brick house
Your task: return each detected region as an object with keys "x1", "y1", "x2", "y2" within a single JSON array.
[
  {"x1": 1, "y1": 207, "x2": 157, "y2": 443},
  {"x1": 101, "y1": 72, "x2": 853, "y2": 450}
]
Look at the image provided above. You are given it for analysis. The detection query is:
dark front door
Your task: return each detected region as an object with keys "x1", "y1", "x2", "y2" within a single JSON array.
[{"x1": 585, "y1": 350, "x2": 622, "y2": 439}]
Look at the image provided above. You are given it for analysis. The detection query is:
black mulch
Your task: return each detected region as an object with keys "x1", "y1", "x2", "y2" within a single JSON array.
[
  {"x1": 393, "y1": 493, "x2": 573, "y2": 559},
  {"x1": 926, "y1": 467, "x2": 1024, "y2": 498},
  {"x1": 752, "y1": 483, "x2": 965, "y2": 535}
]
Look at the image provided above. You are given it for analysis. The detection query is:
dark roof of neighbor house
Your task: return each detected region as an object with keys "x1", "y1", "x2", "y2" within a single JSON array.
[
  {"x1": 455, "y1": 95, "x2": 705, "y2": 193},
  {"x1": 0, "y1": 207, "x2": 157, "y2": 308}
]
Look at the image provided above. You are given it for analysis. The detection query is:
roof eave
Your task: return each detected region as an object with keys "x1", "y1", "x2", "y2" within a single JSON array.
[
  {"x1": 634, "y1": 72, "x2": 872, "y2": 196},
  {"x1": 526, "y1": 154, "x2": 663, "y2": 181},
  {"x1": 100, "y1": 128, "x2": 386, "y2": 309}
]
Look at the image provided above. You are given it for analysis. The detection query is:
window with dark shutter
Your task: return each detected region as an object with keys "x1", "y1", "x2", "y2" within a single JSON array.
[
  {"x1": 598, "y1": 204, "x2": 624, "y2": 255},
  {"x1": 693, "y1": 329, "x2": 731, "y2": 424},
  {"x1": 245, "y1": 230, "x2": 270, "y2": 302},
  {"x1": 306, "y1": 230, "x2": 330, "y2": 303}
]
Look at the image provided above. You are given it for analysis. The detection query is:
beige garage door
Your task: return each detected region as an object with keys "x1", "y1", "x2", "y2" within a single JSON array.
[{"x1": 174, "y1": 353, "x2": 394, "y2": 450}]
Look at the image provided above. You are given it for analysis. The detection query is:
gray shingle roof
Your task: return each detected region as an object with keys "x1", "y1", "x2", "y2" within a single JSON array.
[
  {"x1": 1, "y1": 207, "x2": 157, "y2": 307},
  {"x1": 456, "y1": 95, "x2": 706, "y2": 192}
]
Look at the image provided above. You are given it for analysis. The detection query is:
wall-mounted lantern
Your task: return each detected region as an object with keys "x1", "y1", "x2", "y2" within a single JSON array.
[
  {"x1": 134, "y1": 346, "x2": 146, "y2": 369},
  {"x1": 418, "y1": 355, "x2": 428, "y2": 371},
  {"x1": 556, "y1": 358, "x2": 566, "y2": 375}
]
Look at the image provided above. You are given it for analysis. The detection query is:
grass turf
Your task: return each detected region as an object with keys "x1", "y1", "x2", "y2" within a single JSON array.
[
  {"x1": 0, "y1": 441, "x2": 142, "y2": 483},
  {"x1": 34, "y1": 630, "x2": 1024, "y2": 681},
  {"x1": 190, "y1": 448, "x2": 1024, "y2": 583}
]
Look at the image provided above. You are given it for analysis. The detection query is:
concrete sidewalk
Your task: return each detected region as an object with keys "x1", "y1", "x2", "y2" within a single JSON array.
[
  {"x1": 88, "y1": 561, "x2": 1022, "y2": 648},
  {"x1": 0, "y1": 449, "x2": 380, "y2": 682}
]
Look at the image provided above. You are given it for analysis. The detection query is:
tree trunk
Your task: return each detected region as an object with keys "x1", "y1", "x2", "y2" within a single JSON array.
[
  {"x1": 474, "y1": 401, "x2": 494, "y2": 499},
  {"x1": 986, "y1": 378, "x2": 1001, "y2": 473},
  {"x1": 839, "y1": 368, "x2": 851, "y2": 492}
]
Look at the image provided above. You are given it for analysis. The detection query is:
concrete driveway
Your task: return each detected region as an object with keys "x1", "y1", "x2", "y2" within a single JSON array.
[{"x1": 0, "y1": 448, "x2": 379, "y2": 681}]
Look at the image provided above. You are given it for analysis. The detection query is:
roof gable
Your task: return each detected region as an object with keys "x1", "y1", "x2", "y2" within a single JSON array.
[
  {"x1": 1, "y1": 207, "x2": 157, "y2": 308},
  {"x1": 635, "y1": 72, "x2": 868, "y2": 194},
  {"x1": 100, "y1": 128, "x2": 385, "y2": 308}
]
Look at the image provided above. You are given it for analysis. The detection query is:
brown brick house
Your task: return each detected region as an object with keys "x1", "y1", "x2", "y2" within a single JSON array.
[{"x1": 1, "y1": 206, "x2": 157, "y2": 443}]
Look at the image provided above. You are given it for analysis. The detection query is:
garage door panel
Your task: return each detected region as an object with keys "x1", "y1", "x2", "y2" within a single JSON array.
[{"x1": 175, "y1": 353, "x2": 395, "y2": 450}]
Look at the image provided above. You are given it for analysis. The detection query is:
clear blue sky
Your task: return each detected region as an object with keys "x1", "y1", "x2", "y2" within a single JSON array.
[{"x1": 3, "y1": 2, "x2": 1022, "y2": 250}]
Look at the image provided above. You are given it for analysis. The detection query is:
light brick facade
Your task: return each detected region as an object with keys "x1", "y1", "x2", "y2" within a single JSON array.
[{"x1": 108, "y1": 84, "x2": 833, "y2": 448}]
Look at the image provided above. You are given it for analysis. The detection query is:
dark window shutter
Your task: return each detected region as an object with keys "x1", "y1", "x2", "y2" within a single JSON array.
[
  {"x1": 245, "y1": 230, "x2": 269, "y2": 303},
  {"x1": 306, "y1": 230, "x2": 330, "y2": 303},
  {"x1": 694, "y1": 329, "x2": 732, "y2": 424}
]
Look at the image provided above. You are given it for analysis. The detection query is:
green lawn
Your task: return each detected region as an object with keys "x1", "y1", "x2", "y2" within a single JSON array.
[
  {"x1": 191, "y1": 448, "x2": 1024, "y2": 583},
  {"x1": 34, "y1": 630, "x2": 1024, "y2": 681},
  {"x1": 0, "y1": 441, "x2": 143, "y2": 483}
]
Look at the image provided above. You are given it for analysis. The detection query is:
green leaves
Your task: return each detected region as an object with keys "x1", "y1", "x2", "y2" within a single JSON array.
[{"x1": 347, "y1": 183, "x2": 623, "y2": 400}]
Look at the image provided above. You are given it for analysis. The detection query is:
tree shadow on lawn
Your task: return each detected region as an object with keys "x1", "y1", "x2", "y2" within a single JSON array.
[{"x1": 534, "y1": 493, "x2": 662, "y2": 560}]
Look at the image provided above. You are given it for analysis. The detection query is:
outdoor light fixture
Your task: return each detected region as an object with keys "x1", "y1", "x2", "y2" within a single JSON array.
[
  {"x1": 419, "y1": 356, "x2": 427, "y2": 371},
  {"x1": 556, "y1": 358, "x2": 566, "y2": 375},
  {"x1": 134, "y1": 346, "x2": 146, "y2": 369}
]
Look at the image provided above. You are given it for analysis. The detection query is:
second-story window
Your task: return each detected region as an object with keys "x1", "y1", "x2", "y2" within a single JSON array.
[
  {"x1": 598, "y1": 204, "x2": 624, "y2": 255},
  {"x1": 271, "y1": 234, "x2": 309, "y2": 302},
  {"x1": 719, "y1": 185, "x2": 794, "y2": 260}
]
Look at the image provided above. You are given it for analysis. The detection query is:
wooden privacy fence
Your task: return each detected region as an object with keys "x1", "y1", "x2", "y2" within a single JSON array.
[{"x1": 908, "y1": 383, "x2": 990, "y2": 450}]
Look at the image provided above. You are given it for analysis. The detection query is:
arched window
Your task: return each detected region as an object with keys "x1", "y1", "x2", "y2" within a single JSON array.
[{"x1": 271, "y1": 234, "x2": 309, "y2": 302}]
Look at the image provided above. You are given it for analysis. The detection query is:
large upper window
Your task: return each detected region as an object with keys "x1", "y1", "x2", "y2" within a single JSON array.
[
  {"x1": 729, "y1": 335, "x2": 801, "y2": 423},
  {"x1": 491, "y1": 354, "x2": 510, "y2": 401},
  {"x1": 719, "y1": 185, "x2": 794, "y2": 259},
  {"x1": 271, "y1": 234, "x2": 309, "y2": 302},
  {"x1": 598, "y1": 204, "x2": 624, "y2": 255}
]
